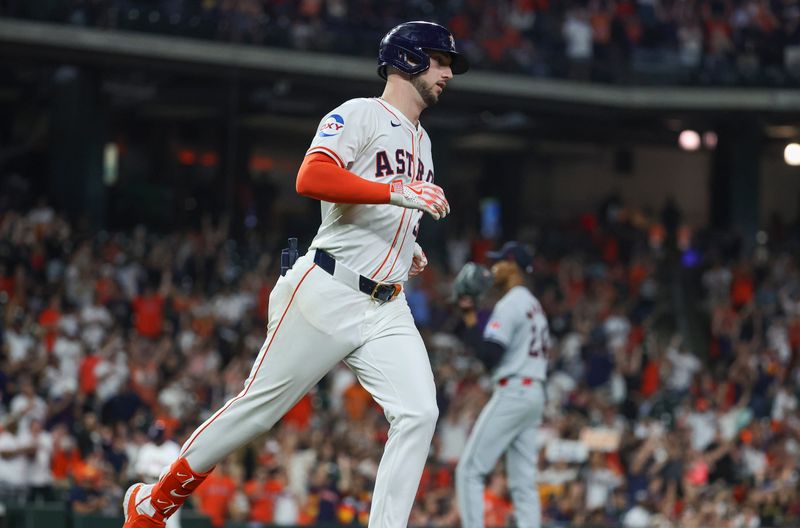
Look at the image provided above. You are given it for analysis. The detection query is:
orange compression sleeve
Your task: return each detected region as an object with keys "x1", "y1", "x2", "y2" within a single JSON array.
[{"x1": 296, "y1": 152, "x2": 391, "y2": 204}]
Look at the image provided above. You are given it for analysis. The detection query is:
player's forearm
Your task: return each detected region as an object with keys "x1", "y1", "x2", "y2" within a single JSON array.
[{"x1": 296, "y1": 153, "x2": 390, "y2": 204}]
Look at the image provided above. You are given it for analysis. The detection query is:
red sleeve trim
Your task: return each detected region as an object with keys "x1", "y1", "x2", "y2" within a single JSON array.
[
  {"x1": 306, "y1": 146, "x2": 346, "y2": 168},
  {"x1": 296, "y1": 153, "x2": 390, "y2": 204}
]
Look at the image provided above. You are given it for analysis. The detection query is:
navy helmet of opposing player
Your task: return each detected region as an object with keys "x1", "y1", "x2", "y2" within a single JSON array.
[
  {"x1": 378, "y1": 21, "x2": 469, "y2": 80},
  {"x1": 487, "y1": 241, "x2": 534, "y2": 274}
]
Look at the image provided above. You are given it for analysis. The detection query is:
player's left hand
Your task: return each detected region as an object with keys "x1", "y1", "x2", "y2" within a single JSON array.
[{"x1": 409, "y1": 243, "x2": 428, "y2": 277}]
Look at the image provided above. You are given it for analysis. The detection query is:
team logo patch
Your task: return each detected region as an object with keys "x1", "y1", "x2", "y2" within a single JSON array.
[
  {"x1": 319, "y1": 114, "x2": 345, "y2": 137},
  {"x1": 489, "y1": 321, "x2": 501, "y2": 330}
]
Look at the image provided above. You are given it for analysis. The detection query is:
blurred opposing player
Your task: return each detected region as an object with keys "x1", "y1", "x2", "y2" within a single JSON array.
[
  {"x1": 454, "y1": 242, "x2": 549, "y2": 528},
  {"x1": 122, "y1": 20, "x2": 467, "y2": 528},
  {"x1": 135, "y1": 422, "x2": 182, "y2": 528}
]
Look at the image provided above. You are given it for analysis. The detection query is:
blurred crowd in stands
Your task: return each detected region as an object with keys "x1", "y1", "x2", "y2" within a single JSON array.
[
  {"x1": 2, "y1": 0, "x2": 800, "y2": 86},
  {"x1": 0, "y1": 193, "x2": 799, "y2": 528}
]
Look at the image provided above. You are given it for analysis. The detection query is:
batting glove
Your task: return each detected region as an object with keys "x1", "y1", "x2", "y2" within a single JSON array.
[
  {"x1": 388, "y1": 180, "x2": 450, "y2": 220},
  {"x1": 409, "y1": 243, "x2": 428, "y2": 278}
]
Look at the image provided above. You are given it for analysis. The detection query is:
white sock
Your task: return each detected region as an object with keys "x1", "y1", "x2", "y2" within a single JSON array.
[{"x1": 135, "y1": 484, "x2": 158, "y2": 517}]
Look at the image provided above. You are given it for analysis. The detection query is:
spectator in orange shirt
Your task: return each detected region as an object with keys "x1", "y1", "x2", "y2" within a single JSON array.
[
  {"x1": 483, "y1": 471, "x2": 513, "y2": 527},
  {"x1": 38, "y1": 295, "x2": 61, "y2": 353},
  {"x1": 50, "y1": 424, "x2": 82, "y2": 485},
  {"x1": 193, "y1": 463, "x2": 238, "y2": 528},
  {"x1": 730, "y1": 265, "x2": 754, "y2": 310},
  {"x1": 639, "y1": 348, "x2": 662, "y2": 399},
  {"x1": 282, "y1": 393, "x2": 313, "y2": 431},
  {"x1": 245, "y1": 466, "x2": 285, "y2": 527},
  {"x1": 78, "y1": 350, "x2": 100, "y2": 397},
  {"x1": 132, "y1": 285, "x2": 165, "y2": 338},
  {"x1": 342, "y1": 382, "x2": 373, "y2": 422}
]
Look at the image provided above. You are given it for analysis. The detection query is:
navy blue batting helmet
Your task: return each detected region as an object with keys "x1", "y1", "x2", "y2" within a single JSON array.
[
  {"x1": 488, "y1": 242, "x2": 534, "y2": 274},
  {"x1": 378, "y1": 21, "x2": 469, "y2": 80}
]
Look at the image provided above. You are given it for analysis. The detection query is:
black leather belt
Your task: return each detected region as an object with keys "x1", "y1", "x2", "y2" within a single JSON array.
[{"x1": 313, "y1": 249, "x2": 402, "y2": 303}]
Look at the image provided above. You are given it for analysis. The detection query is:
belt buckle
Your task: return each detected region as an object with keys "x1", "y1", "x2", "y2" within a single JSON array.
[{"x1": 370, "y1": 282, "x2": 401, "y2": 302}]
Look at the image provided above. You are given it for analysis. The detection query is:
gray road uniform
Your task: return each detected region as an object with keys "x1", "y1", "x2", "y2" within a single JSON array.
[{"x1": 456, "y1": 285, "x2": 550, "y2": 528}]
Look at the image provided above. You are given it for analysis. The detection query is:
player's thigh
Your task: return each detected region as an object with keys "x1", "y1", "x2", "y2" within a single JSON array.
[
  {"x1": 251, "y1": 259, "x2": 366, "y2": 396},
  {"x1": 344, "y1": 325, "x2": 437, "y2": 419},
  {"x1": 266, "y1": 253, "x2": 369, "y2": 341},
  {"x1": 289, "y1": 256, "x2": 375, "y2": 338},
  {"x1": 249, "y1": 305, "x2": 358, "y2": 393},
  {"x1": 459, "y1": 391, "x2": 530, "y2": 475},
  {"x1": 506, "y1": 423, "x2": 538, "y2": 481},
  {"x1": 505, "y1": 384, "x2": 545, "y2": 480}
]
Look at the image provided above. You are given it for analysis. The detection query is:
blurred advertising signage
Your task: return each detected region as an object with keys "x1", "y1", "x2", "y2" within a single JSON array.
[
  {"x1": 579, "y1": 427, "x2": 621, "y2": 452},
  {"x1": 480, "y1": 198, "x2": 501, "y2": 239},
  {"x1": 545, "y1": 439, "x2": 588, "y2": 463}
]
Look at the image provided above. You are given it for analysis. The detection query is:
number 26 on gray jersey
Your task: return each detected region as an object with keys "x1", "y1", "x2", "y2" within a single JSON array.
[{"x1": 527, "y1": 308, "x2": 550, "y2": 358}]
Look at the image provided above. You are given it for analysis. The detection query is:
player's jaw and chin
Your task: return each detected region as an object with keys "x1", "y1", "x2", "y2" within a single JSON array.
[
  {"x1": 491, "y1": 260, "x2": 515, "y2": 289},
  {"x1": 395, "y1": 53, "x2": 452, "y2": 109},
  {"x1": 411, "y1": 75, "x2": 441, "y2": 108}
]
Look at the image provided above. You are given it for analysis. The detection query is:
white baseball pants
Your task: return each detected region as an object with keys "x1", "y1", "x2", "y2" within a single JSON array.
[{"x1": 178, "y1": 251, "x2": 438, "y2": 527}]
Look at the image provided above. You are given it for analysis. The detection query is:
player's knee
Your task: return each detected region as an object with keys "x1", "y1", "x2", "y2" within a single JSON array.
[
  {"x1": 240, "y1": 413, "x2": 278, "y2": 440},
  {"x1": 507, "y1": 468, "x2": 536, "y2": 491},
  {"x1": 455, "y1": 458, "x2": 466, "y2": 478},
  {"x1": 418, "y1": 401, "x2": 440, "y2": 426},
  {"x1": 455, "y1": 457, "x2": 477, "y2": 480},
  {"x1": 402, "y1": 401, "x2": 439, "y2": 431}
]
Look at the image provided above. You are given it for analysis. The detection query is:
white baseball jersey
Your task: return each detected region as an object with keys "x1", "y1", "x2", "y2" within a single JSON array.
[
  {"x1": 484, "y1": 285, "x2": 550, "y2": 383},
  {"x1": 306, "y1": 97, "x2": 433, "y2": 284}
]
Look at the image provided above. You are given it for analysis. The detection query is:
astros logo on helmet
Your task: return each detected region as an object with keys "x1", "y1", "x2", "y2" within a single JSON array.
[{"x1": 377, "y1": 21, "x2": 469, "y2": 80}]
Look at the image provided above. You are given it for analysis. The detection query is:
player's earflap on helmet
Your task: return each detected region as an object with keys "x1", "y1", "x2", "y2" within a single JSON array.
[{"x1": 378, "y1": 21, "x2": 469, "y2": 80}]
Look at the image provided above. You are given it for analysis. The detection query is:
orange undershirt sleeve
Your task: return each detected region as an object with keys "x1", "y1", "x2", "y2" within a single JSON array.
[{"x1": 296, "y1": 152, "x2": 391, "y2": 204}]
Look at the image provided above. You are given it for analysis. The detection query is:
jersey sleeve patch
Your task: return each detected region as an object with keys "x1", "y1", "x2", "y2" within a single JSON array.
[
  {"x1": 484, "y1": 316, "x2": 512, "y2": 347},
  {"x1": 318, "y1": 114, "x2": 345, "y2": 137}
]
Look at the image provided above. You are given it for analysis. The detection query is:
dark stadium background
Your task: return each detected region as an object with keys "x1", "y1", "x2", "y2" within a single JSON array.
[{"x1": 1, "y1": 1, "x2": 800, "y2": 527}]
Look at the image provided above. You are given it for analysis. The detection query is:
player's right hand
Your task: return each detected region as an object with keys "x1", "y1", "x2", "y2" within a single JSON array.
[{"x1": 388, "y1": 180, "x2": 450, "y2": 220}]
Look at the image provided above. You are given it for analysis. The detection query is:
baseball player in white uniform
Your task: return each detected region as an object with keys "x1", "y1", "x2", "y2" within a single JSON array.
[
  {"x1": 455, "y1": 242, "x2": 550, "y2": 528},
  {"x1": 135, "y1": 422, "x2": 182, "y2": 528},
  {"x1": 122, "y1": 21, "x2": 468, "y2": 528}
]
